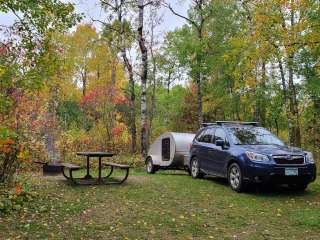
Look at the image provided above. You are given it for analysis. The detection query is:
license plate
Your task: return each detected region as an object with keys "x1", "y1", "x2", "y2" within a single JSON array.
[{"x1": 285, "y1": 168, "x2": 298, "y2": 176}]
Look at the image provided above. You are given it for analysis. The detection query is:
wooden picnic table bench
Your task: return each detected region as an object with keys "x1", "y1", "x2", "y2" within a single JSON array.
[{"x1": 102, "y1": 162, "x2": 131, "y2": 184}]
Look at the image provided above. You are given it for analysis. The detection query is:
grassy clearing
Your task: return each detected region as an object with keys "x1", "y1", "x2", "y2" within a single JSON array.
[{"x1": 1, "y1": 169, "x2": 320, "y2": 240}]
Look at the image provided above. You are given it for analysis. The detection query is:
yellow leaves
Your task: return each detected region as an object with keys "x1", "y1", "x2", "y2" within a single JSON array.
[
  {"x1": 276, "y1": 208, "x2": 282, "y2": 217},
  {"x1": 17, "y1": 150, "x2": 29, "y2": 161},
  {"x1": 245, "y1": 76, "x2": 256, "y2": 88},
  {"x1": 0, "y1": 65, "x2": 6, "y2": 77}
]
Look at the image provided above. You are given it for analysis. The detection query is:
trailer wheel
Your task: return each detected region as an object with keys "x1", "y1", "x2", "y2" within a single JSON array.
[
  {"x1": 190, "y1": 157, "x2": 203, "y2": 179},
  {"x1": 146, "y1": 157, "x2": 156, "y2": 174}
]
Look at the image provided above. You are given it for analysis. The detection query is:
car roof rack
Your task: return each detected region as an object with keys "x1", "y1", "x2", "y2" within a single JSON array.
[
  {"x1": 216, "y1": 121, "x2": 260, "y2": 126},
  {"x1": 201, "y1": 122, "x2": 217, "y2": 127}
]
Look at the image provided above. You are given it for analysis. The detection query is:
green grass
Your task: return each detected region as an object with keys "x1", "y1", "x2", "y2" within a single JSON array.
[{"x1": 1, "y1": 169, "x2": 320, "y2": 239}]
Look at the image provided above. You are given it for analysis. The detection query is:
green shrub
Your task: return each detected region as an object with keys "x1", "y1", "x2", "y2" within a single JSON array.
[{"x1": 0, "y1": 182, "x2": 33, "y2": 214}]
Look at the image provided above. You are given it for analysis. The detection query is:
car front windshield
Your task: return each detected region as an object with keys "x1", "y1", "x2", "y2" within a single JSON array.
[{"x1": 227, "y1": 127, "x2": 285, "y2": 146}]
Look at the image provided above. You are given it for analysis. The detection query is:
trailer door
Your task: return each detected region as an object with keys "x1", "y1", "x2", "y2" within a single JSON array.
[{"x1": 162, "y1": 138, "x2": 170, "y2": 161}]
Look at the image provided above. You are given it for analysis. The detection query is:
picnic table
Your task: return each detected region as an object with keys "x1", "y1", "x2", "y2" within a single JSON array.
[{"x1": 61, "y1": 152, "x2": 130, "y2": 185}]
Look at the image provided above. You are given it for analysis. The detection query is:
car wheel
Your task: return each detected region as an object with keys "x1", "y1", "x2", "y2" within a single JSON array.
[
  {"x1": 146, "y1": 157, "x2": 156, "y2": 174},
  {"x1": 186, "y1": 167, "x2": 191, "y2": 176},
  {"x1": 288, "y1": 183, "x2": 308, "y2": 191},
  {"x1": 228, "y1": 163, "x2": 245, "y2": 192},
  {"x1": 190, "y1": 157, "x2": 203, "y2": 179}
]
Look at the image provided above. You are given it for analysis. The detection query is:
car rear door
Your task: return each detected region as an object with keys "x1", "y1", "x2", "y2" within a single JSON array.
[
  {"x1": 209, "y1": 128, "x2": 230, "y2": 174},
  {"x1": 191, "y1": 129, "x2": 206, "y2": 165},
  {"x1": 197, "y1": 128, "x2": 216, "y2": 173}
]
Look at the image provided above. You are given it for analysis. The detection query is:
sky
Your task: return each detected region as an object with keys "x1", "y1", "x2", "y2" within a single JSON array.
[
  {"x1": 73, "y1": 0, "x2": 190, "y2": 40},
  {"x1": 0, "y1": 0, "x2": 190, "y2": 40}
]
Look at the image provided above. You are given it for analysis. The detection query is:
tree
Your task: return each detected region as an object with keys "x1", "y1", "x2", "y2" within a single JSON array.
[
  {"x1": 241, "y1": 0, "x2": 320, "y2": 146},
  {"x1": 165, "y1": 0, "x2": 213, "y2": 126},
  {"x1": 69, "y1": 24, "x2": 98, "y2": 97},
  {"x1": 146, "y1": 5, "x2": 162, "y2": 139},
  {"x1": 100, "y1": 0, "x2": 137, "y2": 153},
  {"x1": 137, "y1": 0, "x2": 150, "y2": 156},
  {"x1": 0, "y1": 0, "x2": 80, "y2": 183}
]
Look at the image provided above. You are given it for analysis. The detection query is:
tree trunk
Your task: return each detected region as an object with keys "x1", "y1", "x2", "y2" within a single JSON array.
[
  {"x1": 196, "y1": 29, "x2": 203, "y2": 127},
  {"x1": 138, "y1": 0, "x2": 148, "y2": 157},
  {"x1": 277, "y1": 56, "x2": 293, "y2": 143},
  {"x1": 313, "y1": 97, "x2": 320, "y2": 156},
  {"x1": 149, "y1": 55, "x2": 156, "y2": 138},
  {"x1": 82, "y1": 67, "x2": 87, "y2": 97},
  {"x1": 286, "y1": 7, "x2": 301, "y2": 147},
  {"x1": 287, "y1": 54, "x2": 301, "y2": 147},
  {"x1": 260, "y1": 61, "x2": 267, "y2": 126},
  {"x1": 117, "y1": 2, "x2": 137, "y2": 153},
  {"x1": 109, "y1": 62, "x2": 117, "y2": 147},
  {"x1": 149, "y1": 25, "x2": 157, "y2": 139},
  {"x1": 121, "y1": 55, "x2": 137, "y2": 153},
  {"x1": 196, "y1": 70, "x2": 203, "y2": 126}
]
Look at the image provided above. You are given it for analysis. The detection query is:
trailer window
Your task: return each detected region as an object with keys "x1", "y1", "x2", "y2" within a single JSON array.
[{"x1": 162, "y1": 138, "x2": 170, "y2": 161}]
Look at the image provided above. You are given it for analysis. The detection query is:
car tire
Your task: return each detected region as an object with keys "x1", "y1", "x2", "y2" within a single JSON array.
[
  {"x1": 190, "y1": 157, "x2": 203, "y2": 179},
  {"x1": 146, "y1": 157, "x2": 156, "y2": 174},
  {"x1": 288, "y1": 183, "x2": 308, "y2": 191},
  {"x1": 228, "y1": 163, "x2": 245, "y2": 192},
  {"x1": 186, "y1": 167, "x2": 191, "y2": 176}
]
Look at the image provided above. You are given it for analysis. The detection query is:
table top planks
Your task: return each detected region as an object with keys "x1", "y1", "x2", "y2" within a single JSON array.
[{"x1": 76, "y1": 152, "x2": 115, "y2": 157}]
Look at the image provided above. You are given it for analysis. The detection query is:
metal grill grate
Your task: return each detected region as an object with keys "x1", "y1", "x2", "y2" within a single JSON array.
[{"x1": 272, "y1": 155, "x2": 304, "y2": 165}]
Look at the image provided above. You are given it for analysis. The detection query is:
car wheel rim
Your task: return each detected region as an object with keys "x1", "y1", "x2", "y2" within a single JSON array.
[
  {"x1": 229, "y1": 166, "x2": 240, "y2": 189},
  {"x1": 192, "y1": 160, "x2": 198, "y2": 177}
]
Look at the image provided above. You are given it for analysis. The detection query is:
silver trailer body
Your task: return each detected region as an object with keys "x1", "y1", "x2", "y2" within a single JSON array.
[{"x1": 147, "y1": 132, "x2": 195, "y2": 168}]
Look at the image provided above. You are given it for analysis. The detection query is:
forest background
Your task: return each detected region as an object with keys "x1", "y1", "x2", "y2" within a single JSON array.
[{"x1": 0, "y1": 0, "x2": 319, "y2": 185}]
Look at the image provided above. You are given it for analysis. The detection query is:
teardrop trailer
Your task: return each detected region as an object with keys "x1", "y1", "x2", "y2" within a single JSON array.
[{"x1": 146, "y1": 132, "x2": 195, "y2": 174}]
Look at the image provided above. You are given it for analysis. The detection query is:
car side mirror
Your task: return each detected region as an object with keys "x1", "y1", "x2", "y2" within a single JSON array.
[{"x1": 215, "y1": 140, "x2": 225, "y2": 148}]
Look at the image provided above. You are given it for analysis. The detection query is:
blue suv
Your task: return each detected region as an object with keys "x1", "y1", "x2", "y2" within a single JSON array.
[{"x1": 189, "y1": 121, "x2": 316, "y2": 192}]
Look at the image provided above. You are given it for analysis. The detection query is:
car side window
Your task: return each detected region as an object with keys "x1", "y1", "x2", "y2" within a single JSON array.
[
  {"x1": 195, "y1": 129, "x2": 205, "y2": 142},
  {"x1": 200, "y1": 128, "x2": 215, "y2": 143},
  {"x1": 214, "y1": 128, "x2": 229, "y2": 145}
]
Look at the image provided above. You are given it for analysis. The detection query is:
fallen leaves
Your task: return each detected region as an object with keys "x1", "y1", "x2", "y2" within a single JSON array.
[{"x1": 1, "y1": 171, "x2": 320, "y2": 239}]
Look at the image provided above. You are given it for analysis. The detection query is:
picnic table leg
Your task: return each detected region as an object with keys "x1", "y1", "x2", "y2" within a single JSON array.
[
  {"x1": 84, "y1": 156, "x2": 92, "y2": 179},
  {"x1": 105, "y1": 166, "x2": 114, "y2": 178},
  {"x1": 119, "y1": 168, "x2": 130, "y2": 184},
  {"x1": 69, "y1": 169, "x2": 79, "y2": 184},
  {"x1": 98, "y1": 156, "x2": 102, "y2": 183},
  {"x1": 61, "y1": 167, "x2": 70, "y2": 180},
  {"x1": 103, "y1": 167, "x2": 129, "y2": 185}
]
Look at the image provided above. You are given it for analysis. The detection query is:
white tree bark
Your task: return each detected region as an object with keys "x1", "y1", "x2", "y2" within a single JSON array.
[{"x1": 138, "y1": 0, "x2": 149, "y2": 156}]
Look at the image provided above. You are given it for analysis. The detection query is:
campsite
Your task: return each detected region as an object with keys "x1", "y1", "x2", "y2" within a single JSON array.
[{"x1": 1, "y1": 0, "x2": 320, "y2": 239}]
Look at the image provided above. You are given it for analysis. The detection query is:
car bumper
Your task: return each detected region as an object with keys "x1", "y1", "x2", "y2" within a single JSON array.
[{"x1": 244, "y1": 162, "x2": 317, "y2": 184}]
